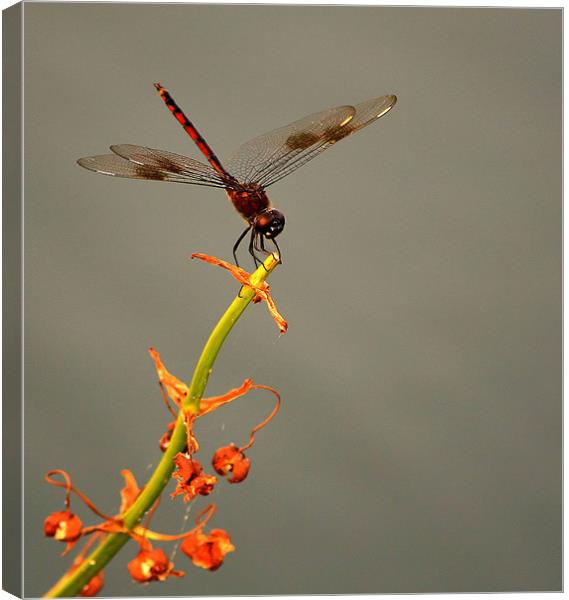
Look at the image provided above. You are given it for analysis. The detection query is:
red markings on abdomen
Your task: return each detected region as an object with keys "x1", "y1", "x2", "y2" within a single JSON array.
[{"x1": 154, "y1": 83, "x2": 228, "y2": 178}]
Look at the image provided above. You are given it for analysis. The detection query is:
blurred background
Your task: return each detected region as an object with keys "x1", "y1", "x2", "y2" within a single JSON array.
[{"x1": 23, "y1": 4, "x2": 561, "y2": 596}]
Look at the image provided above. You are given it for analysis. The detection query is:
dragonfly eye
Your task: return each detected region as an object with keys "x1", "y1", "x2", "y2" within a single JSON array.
[{"x1": 255, "y1": 209, "x2": 285, "y2": 239}]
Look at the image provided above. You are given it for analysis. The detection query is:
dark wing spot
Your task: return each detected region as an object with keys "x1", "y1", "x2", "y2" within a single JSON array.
[
  {"x1": 155, "y1": 158, "x2": 187, "y2": 175},
  {"x1": 134, "y1": 165, "x2": 166, "y2": 180},
  {"x1": 285, "y1": 131, "x2": 321, "y2": 150},
  {"x1": 324, "y1": 124, "x2": 354, "y2": 143}
]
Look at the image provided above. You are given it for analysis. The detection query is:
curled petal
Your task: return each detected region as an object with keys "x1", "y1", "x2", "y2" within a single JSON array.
[
  {"x1": 212, "y1": 445, "x2": 251, "y2": 484},
  {"x1": 131, "y1": 505, "x2": 216, "y2": 543},
  {"x1": 182, "y1": 413, "x2": 200, "y2": 454},
  {"x1": 128, "y1": 547, "x2": 184, "y2": 583},
  {"x1": 44, "y1": 510, "x2": 83, "y2": 543},
  {"x1": 171, "y1": 454, "x2": 217, "y2": 502},
  {"x1": 148, "y1": 348, "x2": 189, "y2": 406},
  {"x1": 172, "y1": 453, "x2": 201, "y2": 481},
  {"x1": 191, "y1": 253, "x2": 251, "y2": 287},
  {"x1": 240, "y1": 384, "x2": 282, "y2": 451},
  {"x1": 45, "y1": 470, "x2": 116, "y2": 523},
  {"x1": 199, "y1": 379, "x2": 254, "y2": 417},
  {"x1": 181, "y1": 528, "x2": 235, "y2": 571},
  {"x1": 194, "y1": 503, "x2": 217, "y2": 528},
  {"x1": 177, "y1": 474, "x2": 216, "y2": 502},
  {"x1": 258, "y1": 286, "x2": 288, "y2": 334},
  {"x1": 191, "y1": 253, "x2": 287, "y2": 334},
  {"x1": 119, "y1": 470, "x2": 141, "y2": 514}
]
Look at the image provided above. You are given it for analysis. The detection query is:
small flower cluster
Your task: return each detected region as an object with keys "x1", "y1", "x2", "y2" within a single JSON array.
[
  {"x1": 152, "y1": 347, "x2": 280, "y2": 504},
  {"x1": 44, "y1": 470, "x2": 236, "y2": 594},
  {"x1": 44, "y1": 255, "x2": 283, "y2": 596}
]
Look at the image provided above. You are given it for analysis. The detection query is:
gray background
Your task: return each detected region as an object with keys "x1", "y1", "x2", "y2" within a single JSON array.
[{"x1": 23, "y1": 3, "x2": 561, "y2": 597}]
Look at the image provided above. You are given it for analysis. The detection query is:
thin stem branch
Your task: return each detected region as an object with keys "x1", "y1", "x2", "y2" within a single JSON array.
[{"x1": 44, "y1": 253, "x2": 281, "y2": 598}]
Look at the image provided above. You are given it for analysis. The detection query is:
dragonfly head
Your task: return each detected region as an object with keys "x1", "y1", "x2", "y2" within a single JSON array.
[{"x1": 254, "y1": 208, "x2": 285, "y2": 239}]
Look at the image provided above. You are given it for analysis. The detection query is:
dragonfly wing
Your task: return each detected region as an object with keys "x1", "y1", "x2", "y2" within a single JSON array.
[
  {"x1": 340, "y1": 95, "x2": 397, "y2": 133},
  {"x1": 263, "y1": 94, "x2": 397, "y2": 187},
  {"x1": 226, "y1": 95, "x2": 397, "y2": 188},
  {"x1": 225, "y1": 105, "x2": 355, "y2": 187},
  {"x1": 77, "y1": 144, "x2": 231, "y2": 188}
]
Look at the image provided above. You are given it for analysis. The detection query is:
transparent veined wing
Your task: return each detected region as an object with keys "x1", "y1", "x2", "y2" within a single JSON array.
[
  {"x1": 225, "y1": 95, "x2": 397, "y2": 188},
  {"x1": 77, "y1": 144, "x2": 234, "y2": 189},
  {"x1": 225, "y1": 105, "x2": 355, "y2": 187}
]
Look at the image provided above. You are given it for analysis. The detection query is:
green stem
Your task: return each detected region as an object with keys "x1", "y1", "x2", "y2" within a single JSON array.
[{"x1": 44, "y1": 253, "x2": 280, "y2": 598}]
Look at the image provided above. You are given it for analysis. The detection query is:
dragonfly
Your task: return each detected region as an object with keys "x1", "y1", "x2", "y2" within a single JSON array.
[{"x1": 78, "y1": 84, "x2": 397, "y2": 267}]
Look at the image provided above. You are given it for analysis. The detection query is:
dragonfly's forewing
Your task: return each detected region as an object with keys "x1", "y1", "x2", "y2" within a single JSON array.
[
  {"x1": 226, "y1": 105, "x2": 355, "y2": 187},
  {"x1": 340, "y1": 95, "x2": 397, "y2": 134},
  {"x1": 226, "y1": 95, "x2": 397, "y2": 188}
]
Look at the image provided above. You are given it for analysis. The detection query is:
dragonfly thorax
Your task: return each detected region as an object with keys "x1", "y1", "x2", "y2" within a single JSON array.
[{"x1": 227, "y1": 184, "x2": 271, "y2": 222}]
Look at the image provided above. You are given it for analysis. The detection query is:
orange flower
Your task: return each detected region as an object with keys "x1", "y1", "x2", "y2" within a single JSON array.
[
  {"x1": 128, "y1": 547, "x2": 183, "y2": 583},
  {"x1": 171, "y1": 454, "x2": 217, "y2": 502},
  {"x1": 181, "y1": 528, "x2": 235, "y2": 571},
  {"x1": 44, "y1": 470, "x2": 84, "y2": 545},
  {"x1": 67, "y1": 564, "x2": 105, "y2": 597},
  {"x1": 44, "y1": 510, "x2": 83, "y2": 543},
  {"x1": 64, "y1": 536, "x2": 107, "y2": 596},
  {"x1": 212, "y1": 445, "x2": 251, "y2": 484},
  {"x1": 149, "y1": 348, "x2": 273, "y2": 421},
  {"x1": 191, "y1": 253, "x2": 287, "y2": 334},
  {"x1": 211, "y1": 384, "x2": 281, "y2": 485},
  {"x1": 79, "y1": 570, "x2": 104, "y2": 597}
]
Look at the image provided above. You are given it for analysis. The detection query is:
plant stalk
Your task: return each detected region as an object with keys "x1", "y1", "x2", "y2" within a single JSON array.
[{"x1": 44, "y1": 253, "x2": 280, "y2": 598}]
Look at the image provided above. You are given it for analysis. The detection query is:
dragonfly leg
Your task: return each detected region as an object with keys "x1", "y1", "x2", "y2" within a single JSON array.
[
  {"x1": 259, "y1": 235, "x2": 267, "y2": 253},
  {"x1": 271, "y1": 237, "x2": 283, "y2": 265},
  {"x1": 257, "y1": 233, "x2": 282, "y2": 266},
  {"x1": 249, "y1": 229, "x2": 261, "y2": 268},
  {"x1": 255, "y1": 233, "x2": 267, "y2": 254},
  {"x1": 233, "y1": 225, "x2": 252, "y2": 267},
  {"x1": 249, "y1": 231, "x2": 271, "y2": 271},
  {"x1": 260, "y1": 237, "x2": 275, "y2": 270}
]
